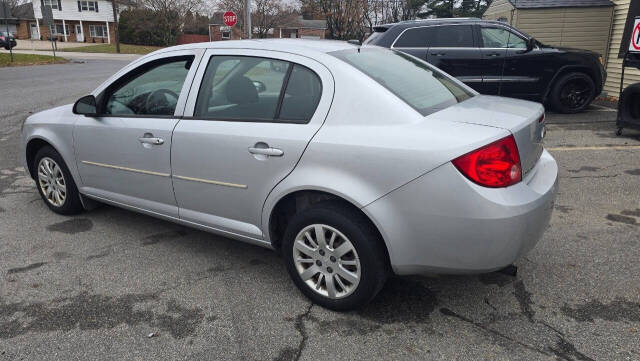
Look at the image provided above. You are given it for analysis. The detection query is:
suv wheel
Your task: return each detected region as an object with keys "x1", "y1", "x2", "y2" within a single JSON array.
[
  {"x1": 34, "y1": 146, "x2": 83, "y2": 215},
  {"x1": 282, "y1": 202, "x2": 388, "y2": 311},
  {"x1": 549, "y1": 72, "x2": 595, "y2": 113}
]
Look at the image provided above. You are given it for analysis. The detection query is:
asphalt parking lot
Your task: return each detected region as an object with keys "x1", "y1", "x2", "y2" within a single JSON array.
[{"x1": 1, "y1": 59, "x2": 639, "y2": 361}]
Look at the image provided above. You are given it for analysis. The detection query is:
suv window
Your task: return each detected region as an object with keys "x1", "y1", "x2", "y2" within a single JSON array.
[
  {"x1": 429, "y1": 25, "x2": 473, "y2": 47},
  {"x1": 331, "y1": 47, "x2": 473, "y2": 116},
  {"x1": 394, "y1": 27, "x2": 433, "y2": 47},
  {"x1": 481, "y1": 27, "x2": 527, "y2": 48},
  {"x1": 104, "y1": 56, "x2": 193, "y2": 116},
  {"x1": 195, "y1": 56, "x2": 322, "y2": 123}
]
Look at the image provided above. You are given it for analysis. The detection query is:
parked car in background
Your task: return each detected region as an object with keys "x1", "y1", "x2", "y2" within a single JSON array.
[
  {"x1": 21, "y1": 40, "x2": 557, "y2": 310},
  {"x1": 365, "y1": 18, "x2": 606, "y2": 113},
  {"x1": 0, "y1": 31, "x2": 17, "y2": 50}
]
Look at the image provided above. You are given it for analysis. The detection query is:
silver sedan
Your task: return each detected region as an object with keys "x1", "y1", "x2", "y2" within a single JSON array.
[{"x1": 21, "y1": 40, "x2": 558, "y2": 310}]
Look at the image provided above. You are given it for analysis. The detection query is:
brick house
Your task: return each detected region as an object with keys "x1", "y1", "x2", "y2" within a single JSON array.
[{"x1": 11, "y1": 0, "x2": 115, "y2": 43}]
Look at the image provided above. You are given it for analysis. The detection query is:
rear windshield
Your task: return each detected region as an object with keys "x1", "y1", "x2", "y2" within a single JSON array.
[{"x1": 330, "y1": 47, "x2": 473, "y2": 116}]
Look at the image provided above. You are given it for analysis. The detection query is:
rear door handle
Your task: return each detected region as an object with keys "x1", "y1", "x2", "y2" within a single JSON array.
[
  {"x1": 486, "y1": 52, "x2": 501, "y2": 57},
  {"x1": 138, "y1": 137, "x2": 164, "y2": 145},
  {"x1": 248, "y1": 147, "x2": 284, "y2": 157},
  {"x1": 431, "y1": 53, "x2": 446, "y2": 56}
]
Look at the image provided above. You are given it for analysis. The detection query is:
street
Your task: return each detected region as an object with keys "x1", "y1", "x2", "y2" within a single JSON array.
[{"x1": 1, "y1": 59, "x2": 639, "y2": 361}]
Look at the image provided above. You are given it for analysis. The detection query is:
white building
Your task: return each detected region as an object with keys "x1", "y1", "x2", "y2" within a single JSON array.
[{"x1": 13, "y1": 0, "x2": 115, "y2": 43}]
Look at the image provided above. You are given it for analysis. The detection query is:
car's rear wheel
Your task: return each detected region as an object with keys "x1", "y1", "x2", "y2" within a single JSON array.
[
  {"x1": 549, "y1": 72, "x2": 595, "y2": 114},
  {"x1": 282, "y1": 202, "x2": 388, "y2": 311},
  {"x1": 34, "y1": 146, "x2": 83, "y2": 215}
]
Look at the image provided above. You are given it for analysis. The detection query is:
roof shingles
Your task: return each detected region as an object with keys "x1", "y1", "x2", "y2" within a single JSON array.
[{"x1": 508, "y1": 0, "x2": 613, "y2": 8}]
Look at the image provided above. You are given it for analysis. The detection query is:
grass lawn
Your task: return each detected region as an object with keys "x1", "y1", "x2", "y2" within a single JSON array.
[
  {"x1": 0, "y1": 53, "x2": 68, "y2": 67},
  {"x1": 59, "y1": 43, "x2": 163, "y2": 54}
]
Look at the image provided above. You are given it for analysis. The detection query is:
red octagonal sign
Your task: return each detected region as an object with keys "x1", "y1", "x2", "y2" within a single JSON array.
[{"x1": 223, "y1": 11, "x2": 237, "y2": 27}]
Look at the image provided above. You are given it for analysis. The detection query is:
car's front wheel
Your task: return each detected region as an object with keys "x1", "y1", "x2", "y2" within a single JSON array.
[
  {"x1": 549, "y1": 72, "x2": 596, "y2": 113},
  {"x1": 34, "y1": 146, "x2": 83, "y2": 215},
  {"x1": 282, "y1": 202, "x2": 389, "y2": 311}
]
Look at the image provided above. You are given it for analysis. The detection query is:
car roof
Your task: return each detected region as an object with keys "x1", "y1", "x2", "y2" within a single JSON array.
[{"x1": 153, "y1": 39, "x2": 359, "y2": 57}]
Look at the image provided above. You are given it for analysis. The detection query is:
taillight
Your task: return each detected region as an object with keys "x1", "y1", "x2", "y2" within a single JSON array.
[
  {"x1": 0, "y1": 36, "x2": 5, "y2": 41},
  {"x1": 452, "y1": 135, "x2": 522, "y2": 188},
  {"x1": 538, "y1": 113, "x2": 545, "y2": 123}
]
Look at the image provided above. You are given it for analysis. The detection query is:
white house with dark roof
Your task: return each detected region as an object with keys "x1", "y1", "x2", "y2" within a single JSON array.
[{"x1": 12, "y1": 0, "x2": 115, "y2": 43}]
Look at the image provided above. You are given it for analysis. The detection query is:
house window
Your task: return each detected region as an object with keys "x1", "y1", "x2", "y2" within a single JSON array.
[
  {"x1": 89, "y1": 24, "x2": 108, "y2": 38},
  {"x1": 221, "y1": 31, "x2": 230, "y2": 39},
  {"x1": 79, "y1": 1, "x2": 98, "y2": 12},
  {"x1": 50, "y1": 24, "x2": 69, "y2": 35},
  {"x1": 43, "y1": 0, "x2": 58, "y2": 10}
]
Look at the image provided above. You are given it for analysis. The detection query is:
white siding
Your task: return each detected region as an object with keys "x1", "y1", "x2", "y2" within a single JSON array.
[
  {"x1": 33, "y1": 0, "x2": 114, "y2": 22},
  {"x1": 603, "y1": 0, "x2": 640, "y2": 97}
]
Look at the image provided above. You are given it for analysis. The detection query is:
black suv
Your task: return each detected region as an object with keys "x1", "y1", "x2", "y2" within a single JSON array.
[
  {"x1": 1, "y1": 31, "x2": 17, "y2": 50},
  {"x1": 365, "y1": 18, "x2": 606, "y2": 113}
]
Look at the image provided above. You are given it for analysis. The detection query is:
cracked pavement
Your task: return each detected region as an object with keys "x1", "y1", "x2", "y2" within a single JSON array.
[{"x1": 1, "y1": 59, "x2": 639, "y2": 360}]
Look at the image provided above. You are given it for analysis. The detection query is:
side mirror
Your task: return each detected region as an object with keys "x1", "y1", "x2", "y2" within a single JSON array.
[
  {"x1": 252, "y1": 80, "x2": 267, "y2": 93},
  {"x1": 73, "y1": 95, "x2": 98, "y2": 116},
  {"x1": 526, "y1": 37, "x2": 536, "y2": 52}
]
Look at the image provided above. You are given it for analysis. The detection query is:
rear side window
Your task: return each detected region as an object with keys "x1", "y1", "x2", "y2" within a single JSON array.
[
  {"x1": 278, "y1": 65, "x2": 322, "y2": 122},
  {"x1": 393, "y1": 27, "x2": 433, "y2": 47},
  {"x1": 194, "y1": 56, "x2": 321, "y2": 123},
  {"x1": 331, "y1": 48, "x2": 473, "y2": 116},
  {"x1": 429, "y1": 25, "x2": 474, "y2": 47}
]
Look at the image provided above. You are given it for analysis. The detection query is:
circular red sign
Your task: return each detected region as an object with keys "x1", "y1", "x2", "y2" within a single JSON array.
[
  {"x1": 632, "y1": 22, "x2": 640, "y2": 51},
  {"x1": 223, "y1": 11, "x2": 237, "y2": 27}
]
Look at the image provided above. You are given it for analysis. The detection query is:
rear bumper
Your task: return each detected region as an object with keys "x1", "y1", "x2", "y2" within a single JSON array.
[{"x1": 363, "y1": 149, "x2": 558, "y2": 275}]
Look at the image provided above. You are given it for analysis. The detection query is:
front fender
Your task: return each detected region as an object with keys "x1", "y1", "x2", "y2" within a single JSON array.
[{"x1": 22, "y1": 112, "x2": 82, "y2": 189}]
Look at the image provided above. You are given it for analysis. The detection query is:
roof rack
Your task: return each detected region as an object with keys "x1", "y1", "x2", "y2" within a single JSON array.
[{"x1": 398, "y1": 17, "x2": 481, "y2": 24}]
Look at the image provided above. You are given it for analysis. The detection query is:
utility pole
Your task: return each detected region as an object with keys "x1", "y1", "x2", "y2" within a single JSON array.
[
  {"x1": 244, "y1": 0, "x2": 251, "y2": 39},
  {"x1": 111, "y1": 0, "x2": 120, "y2": 53}
]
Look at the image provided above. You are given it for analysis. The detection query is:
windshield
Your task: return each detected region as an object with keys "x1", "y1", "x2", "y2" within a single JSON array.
[{"x1": 330, "y1": 47, "x2": 473, "y2": 116}]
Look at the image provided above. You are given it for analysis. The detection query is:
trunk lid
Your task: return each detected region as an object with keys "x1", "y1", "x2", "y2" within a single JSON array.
[{"x1": 428, "y1": 95, "x2": 545, "y2": 177}]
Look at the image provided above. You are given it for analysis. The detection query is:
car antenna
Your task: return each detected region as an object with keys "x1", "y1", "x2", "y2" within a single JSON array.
[{"x1": 347, "y1": 39, "x2": 361, "y2": 52}]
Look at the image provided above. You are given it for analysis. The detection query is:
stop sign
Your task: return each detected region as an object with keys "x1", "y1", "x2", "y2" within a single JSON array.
[{"x1": 223, "y1": 11, "x2": 237, "y2": 27}]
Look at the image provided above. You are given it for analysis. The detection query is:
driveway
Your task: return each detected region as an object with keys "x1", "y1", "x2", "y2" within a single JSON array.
[{"x1": 0, "y1": 60, "x2": 639, "y2": 361}]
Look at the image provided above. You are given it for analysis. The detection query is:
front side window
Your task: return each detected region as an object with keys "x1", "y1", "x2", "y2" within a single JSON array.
[
  {"x1": 429, "y1": 25, "x2": 474, "y2": 47},
  {"x1": 331, "y1": 47, "x2": 473, "y2": 116},
  {"x1": 481, "y1": 27, "x2": 526, "y2": 48},
  {"x1": 103, "y1": 56, "x2": 193, "y2": 116},
  {"x1": 194, "y1": 56, "x2": 322, "y2": 123}
]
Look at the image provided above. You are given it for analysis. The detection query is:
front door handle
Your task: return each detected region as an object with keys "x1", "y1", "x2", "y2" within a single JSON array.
[
  {"x1": 431, "y1": 52, "x2": 446, "y2": 56},
  {"x1": 248, "y1": 147, "x2": 284, "y2": 157},
  {"x1": 138, "y1": 136, "x2": 164, "y2": 145},
  {"x1": 486, "y1": 52, "x2": 501, "y2": 57}
]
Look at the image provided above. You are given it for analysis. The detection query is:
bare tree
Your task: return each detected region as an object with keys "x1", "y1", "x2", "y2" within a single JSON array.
[
  {"x1": 145, "y1": 0, "x2": 204, "y2": 44},
  {"x1": 252, "y1": 0, "x2": 297, "y2": 38}
]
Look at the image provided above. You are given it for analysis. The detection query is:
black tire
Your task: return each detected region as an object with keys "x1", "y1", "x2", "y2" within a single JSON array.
[
  {"x1": 618, "y1": 82, "x2": 640, "y2": 124},
  {"x1": 549, "y1": 72, "x2": 596, "y2": 114},
  {"x1": 33, "y1": 146, "x2": 83, "y2": 215},
  {"x1": 282, "y1": 201, "x2": 389, "y2": 311}
]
